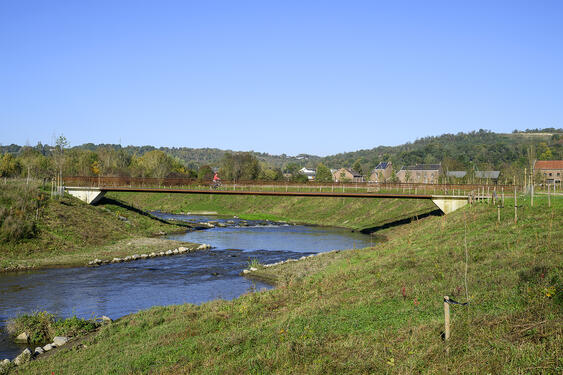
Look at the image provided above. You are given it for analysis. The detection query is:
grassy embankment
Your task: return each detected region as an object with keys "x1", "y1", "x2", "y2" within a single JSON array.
[
  {"x1": 0, "y1": 180, "x2": 195, "y2": 271},
  {"x1": 17, "y1": 194, "x2": 562, "y2": 374},
  {"x1": 106, "y1": 190, "x2": 438, "y2": 231}
]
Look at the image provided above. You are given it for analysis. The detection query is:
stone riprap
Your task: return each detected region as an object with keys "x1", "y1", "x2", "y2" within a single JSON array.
[
  {"x1": 241, "y1": 249, "x2": 341, "y2": 274},
  {"x1": 14, "y1": 332, "x2": 29, "y2": 343},
  {"x1": 87, "y1": 244, "x2": 212, "y2": 267},
  {"x1": 13, "y1": 348, "x2": 32, "y2": 366}
]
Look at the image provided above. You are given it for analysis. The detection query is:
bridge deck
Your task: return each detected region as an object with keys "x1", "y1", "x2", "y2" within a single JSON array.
[{"x1": 95, "y1": 186, "x2": 467, "y2": 200}]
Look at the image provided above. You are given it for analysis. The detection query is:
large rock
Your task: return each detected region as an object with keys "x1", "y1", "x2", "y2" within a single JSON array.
[
  {"x1": 42, "y1": 343, "x2": 54, "y2": 351},
  {"x1": 13, "y1": 348, "x2": 32, "y2": 366},
  {"x1": 34, "y1": 347, "x2": 44, "y2": 356},
  {"x1": 14, "y1": 332, "x2": 29, "y2": 343},
  {"x1": 52, "y1": 336, "x2": 69, "y2": 346},
  {"x1": 101, "y1": 316, "x2": 113, "y2": 324}
]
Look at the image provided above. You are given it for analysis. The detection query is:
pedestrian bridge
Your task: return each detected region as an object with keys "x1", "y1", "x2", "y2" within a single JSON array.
[{"x1": 64, "y1": 186, "x2": 470, "y2": 214}]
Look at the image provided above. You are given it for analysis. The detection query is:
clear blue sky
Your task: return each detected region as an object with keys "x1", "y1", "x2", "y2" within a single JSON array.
[{"x1": 1, "y1": 1, "x2": 562, "y2": 156}]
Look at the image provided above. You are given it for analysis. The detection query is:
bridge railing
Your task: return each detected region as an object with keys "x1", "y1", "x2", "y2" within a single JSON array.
[{"x1": 63, "y1": 176, "x2": 519, "y2": 196}]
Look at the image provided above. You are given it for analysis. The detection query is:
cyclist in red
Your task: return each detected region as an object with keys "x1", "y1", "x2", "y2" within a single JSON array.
[{"x1": 212, "y1": 172, "x2": 221, "y2": 188}]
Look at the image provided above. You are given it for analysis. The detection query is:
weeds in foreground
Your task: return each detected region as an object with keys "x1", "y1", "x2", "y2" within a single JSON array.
[
  {"x1": 6, "y1": 311, "x2": 100, "y2": 346},
  {"x1": 248, "y1": 258, "x2": 261, "y2": 269}
]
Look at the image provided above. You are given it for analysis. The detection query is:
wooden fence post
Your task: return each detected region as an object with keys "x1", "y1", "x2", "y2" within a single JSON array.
[
  {"x1": 444, "y1": 296, "x2": 451, "y2": 341},
  {"x1": 514, "y1": 187, "x2": 518, "y2": 224},
  {"x1": 548, "y1": 184, "x2": 551, "y2": 208}
]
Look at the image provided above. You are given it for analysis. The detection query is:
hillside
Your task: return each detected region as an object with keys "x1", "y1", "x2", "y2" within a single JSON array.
[
  {"x1": 320, "y1": 129, "x2": 563, "y2": 175},
  {"x1": 0, "y1": 180, "x2": 191, "y2": 271}
]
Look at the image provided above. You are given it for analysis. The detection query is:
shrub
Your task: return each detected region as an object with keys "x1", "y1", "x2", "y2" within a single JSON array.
[
  {"x1": 7, "y1": 311, "x2": 100, "y2": 346},
  {"x1": 6, "y1": 311, "x2": 56, "y2": 345},
  {"x1": 0, "y1": 179, "x2": 46, "y2": 242}
]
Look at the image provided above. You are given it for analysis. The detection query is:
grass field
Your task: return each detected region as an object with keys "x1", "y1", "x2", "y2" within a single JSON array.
[{"x1": 14, "y1": 193, "x2": 562, "y2": 374}]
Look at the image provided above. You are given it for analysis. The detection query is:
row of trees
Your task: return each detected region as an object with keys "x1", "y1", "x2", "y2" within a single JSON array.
[
  {"x1": 0, "y1": 139, "x2": 194, "y2": 180},
  {"x1": 2, "y1": 129, "x2": 562, "y2": 184}
]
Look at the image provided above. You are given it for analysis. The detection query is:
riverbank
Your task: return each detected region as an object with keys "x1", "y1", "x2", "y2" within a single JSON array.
[
  {"x1": 106, "y1": 190, "x2": 438, "y2": 231},
  {"x1": 14, "y1": 194, "x2": 562, "y2": 374},
  {"x1": 0, "y1": 181, "x2": 196, "y2": 272}
]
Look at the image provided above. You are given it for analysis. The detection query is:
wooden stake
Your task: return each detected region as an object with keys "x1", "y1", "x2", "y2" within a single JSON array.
[
  {"x1": 487, "y1": 186, "x2": 490, "y2": 204},
  {"x1": 497, "y1": 205, "x2": 501, "y2": 223},
  {"x1": 548, "y1": 184, "x2": 551, "y2": 208},
  {"x1": 514, "y1": 187, "x2": 518, "y2": 224},
  {"x1": 444, "y1": 296, "x2": 451, "y2": 341}
]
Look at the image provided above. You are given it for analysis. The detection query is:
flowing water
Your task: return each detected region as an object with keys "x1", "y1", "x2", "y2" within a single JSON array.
[{"x1": 0, "y1": 213, "x2": 371, "y2": 359}]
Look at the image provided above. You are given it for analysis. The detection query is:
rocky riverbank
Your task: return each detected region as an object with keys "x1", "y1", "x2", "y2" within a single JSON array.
[
  {"x1": 87, "y1": 244, "x2": 213, "y2": 266},
  {"x1": 1, "y1": 316, "x2": 112, "y2": 374}
]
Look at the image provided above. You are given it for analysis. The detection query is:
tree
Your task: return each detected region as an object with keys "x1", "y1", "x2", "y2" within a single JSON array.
[
  {"x1": 220, "y1": 152, "x2": 261, "y2": 181},
  {"x1": 284, "y1": 163, "x2": 300, "y2": 176},
  {"x1": 315, "y1": 163, "x2": 332, "y2": 182},
  {"x1": 198, "y1": 165, "x2": 214, "y2": 181},
  {"x1": 0, "y1": 153, "x2": 22, "y2": 177},
  {"x1": 352, "y1": 159, "x2": 363, "y2": 175},
  {"x1": 137, "y1": 150, "x2": 177, "y2": 179}
]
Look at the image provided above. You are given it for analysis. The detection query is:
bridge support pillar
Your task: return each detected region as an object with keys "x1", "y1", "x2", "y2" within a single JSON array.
[
  {"x1": 65, "y1": 187, "x2": 106, "y2": 204},
  {"x1": 431, "y1": 196, "x2": 469, "y2": 214}
]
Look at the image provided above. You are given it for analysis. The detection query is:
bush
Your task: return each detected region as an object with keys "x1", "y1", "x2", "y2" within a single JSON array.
[
  {"x1": 0, "y1": 180, "x2": 46, "y2": 242},
  {"x1": 53, "y1": 315, "x2": 99, "y2": 337},
  {"x1": 6, "y1": 311, "x2": 56, "y2": 345},
  {"x1": 6, "y1": 311, "x2": 100, "y2": 346}
]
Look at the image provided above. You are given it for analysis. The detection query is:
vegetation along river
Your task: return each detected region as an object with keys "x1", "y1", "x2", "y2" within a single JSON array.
[{"x1": 0, "y1": 213, "x2": 371, "y2": 359}]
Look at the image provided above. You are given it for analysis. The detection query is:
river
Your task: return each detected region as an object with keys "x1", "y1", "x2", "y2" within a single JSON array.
[{"x1": 0, "y1": 213, "x2": 371, "y2": 359}]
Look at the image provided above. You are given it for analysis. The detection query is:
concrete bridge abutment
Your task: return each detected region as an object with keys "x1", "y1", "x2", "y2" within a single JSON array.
[{"x1": 65, "y1": 187, "x2": 106, "y2": 204}]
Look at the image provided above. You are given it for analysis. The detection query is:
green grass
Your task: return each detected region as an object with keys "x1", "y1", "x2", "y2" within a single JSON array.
[
  {"x1": 107, "y1": 191, "x2": 438, "y2": 231},
  {"x1": 16, "y1": 194, "x2": 563, "y2": 374},
  {"x1": 0, "y1": 180, "x2": 193, "y2": 271},
  {"x1": 6, "y1": 312, "x2": 100, "y2": 346}
]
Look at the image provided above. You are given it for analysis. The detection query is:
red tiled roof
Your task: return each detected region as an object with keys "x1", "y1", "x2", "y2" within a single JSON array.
[{"x1": 535, "y1": 160, "x2": 563, "y2": 170}]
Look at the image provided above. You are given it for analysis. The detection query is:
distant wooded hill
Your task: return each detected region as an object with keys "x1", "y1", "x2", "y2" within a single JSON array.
[
  {"x1": 1, "y1": 128, "x2": 561, "y2": 180},
  {"x1": 319, "y1": 128, "x2": 562, "y2": 175}
]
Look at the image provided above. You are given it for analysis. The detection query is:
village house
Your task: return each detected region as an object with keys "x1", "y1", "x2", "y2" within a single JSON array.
[
  {"x1": 299, "y1": 167, "x2": 316, "y2": 181},
  {"x1": 446, "y1": 171, "x2": 467, "y2": 183},
  {"x1": 369, "y1": 162, "x2": 393, "y2": 182},
  {"x1": 396, "y1": 164, "x2": 441, "y2": 184},
  {"x1": 475, "y1": 170, "x2": 500, "y2": 184},
  {"x1": 534, "y1": 160, "x2": 563, "y2": 185},
  {"x1": 332, "y1": 168, "x2": 364, "y2": 183},
  {"x1": 446, "y1": 171, "x2": 467, "y2": 179}
]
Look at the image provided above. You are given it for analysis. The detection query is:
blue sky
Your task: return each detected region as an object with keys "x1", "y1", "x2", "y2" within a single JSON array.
[{"x1": 1, "y1": 1, "x2": 562, "y2": 156}]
